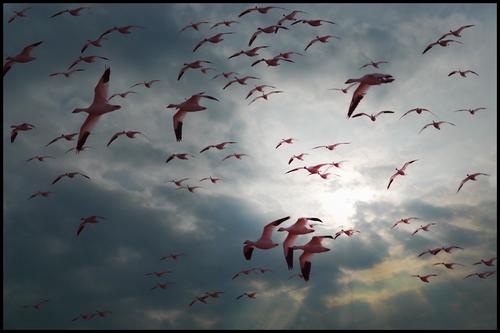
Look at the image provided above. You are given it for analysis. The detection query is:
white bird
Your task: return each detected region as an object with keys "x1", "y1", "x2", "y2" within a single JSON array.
[
  {"x1": 387, "y1": 159, "x2": 418, "y2": 189},
  {"x1": 4, "y1": 40, "x2": 43, "y2": 77},
  {"x1": 419, "y1": 120, "x2": 455, "y2": 134},
  {"x1": 345, "y1": 73, "x2": 395, "y2": 118},
  {"x1": 457, "y1": 173, "x2": 490, "y2": 193},
  {"x1": 243, "y1": 216, "x2": 290, "y2": 260},
  {"x1": 291, "y1": 235, "x2": 334, "y2": 281}
]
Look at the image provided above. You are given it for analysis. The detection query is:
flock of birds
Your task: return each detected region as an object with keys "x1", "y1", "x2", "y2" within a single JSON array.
[{"x1": 5, "y1": 4, "x2": 496, "y2": 327}]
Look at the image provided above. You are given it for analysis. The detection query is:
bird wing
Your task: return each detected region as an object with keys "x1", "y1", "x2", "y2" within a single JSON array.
[
  {"x1": 351, "y1": 113, "x2": 369, "y2": 119},
  {"x1": 20, "y1": 41, "x2": 43, "y2": 57},
  {"x1": 387, "y1": 172, "x2": 398, "y2": 189},
  {"x1": 239, "y1": 8, "x2": 254, "y2": 17},
  {"x1": 173, "y1": 110, "x2": 187, "y2": 142},
  {"x1": 347, "y1": 83, "x2": 370, "y2": 118},
  {"x1": 402, "y1": 159, "x2": 417, "y2": 170},
  {"x1": 76, "y1": 114, "x2": 101, "y2": 152},
  {"x1": 411, "y1": 228, "x2": 420, "y2": 236},
  {"x1": 223, "y1": 80, "x2": 236, "y2": 90},
  {"x1": 261, "y1": 216, "x2": 290, "y2": 240},
  {"x1": 375, "y1": 110, "x2": 395, "y2": 117},
  {"x1": 455, "y1": 24, "x2": 475, "y2": 34},
  {"x1": 92, "y1": 68, "x2": 111, "y2": 105},
  {"x1": 76, "y1": 223, "x2": 86, "y2": 236},
  {"x1": 419, "y1": 123, "x2": 433, "y2": 134},
  {"x1": 51, "y1": 9, "x2": 68, "y2": 17},
  {"x1": 248, "y1": 30, "x2": 261, "y2": 47},
  {"x1": 299, "y1": 252, "x2": 314, "y2": 281},
  {"x1": 243, "y1": 244, "x2": 254, "y2": 260},
  {"x1": 107, "y1": 132, "x2": 122, "y2": 146},
  {"x1": 193, "y1": 39, "x2": 207, "y2": 52},
  {"x1": 422, "y1": 41, "x2": 437, "y2": 54},
  {"x1": 177, "y1": 65, "x2": 188, "y2": 81},
  {"x1": 199, "y1": 145, "x2": 212, "y2": 153},
  {"x1": 284, "y1": 233, "x2": 298, "y2": 270},
  {"x1": 228, "y1": 51, "x2": 243, "y2": 59}
]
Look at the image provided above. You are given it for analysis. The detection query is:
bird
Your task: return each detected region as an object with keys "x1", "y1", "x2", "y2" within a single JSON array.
[
  {"x1": 473, "y1": 258, "x2": 497, "y2": 267},
  {"x1": 329, "y1": 160, "x2": 348, "y2": 168},
  {"x1": 239, "y1": 6, "x2": 285, "y2": 17},
  {"x1": 49, "y1": 69, "x2": 85, "y2": 78},
  {"x1": 180, "y1": 21, "x2": 210, "y2": 32},
  {"x1": 72, "y1": 68, "x2": 121, "y2": 152},
  {"x1": 275, "y1": 51, "x2": 303, "y2": 60},
  {"x1": 130, "y1": 80, "x2": 161, "y2": 88},
  {"x1": 360, "y1": 60, "x2": 389, "y2": 69},
  {"x1": 418, "y1": 248, "x2": 443, "y2": 257},
  {"x1": 166, "y1": 92, "x2": 219, "y2": 142},
  {"x1": 112, "y1": 25, "x2": 145, "y2": 35},
  {"x1": 8, "y1": 6, "x2": 32, "y2": 23},
  {"x1": 419, "y1": 121, "x2": 456, "y2": 134},
  {"x1": 243, "y1": 216, "x2": 290, "y2": 260},
  {"x1": 292, "y1": 19, "x2": 335, "y2": 26},
  {"x1": 52, "y1": 172, "x2": 90, "y2": 185},
  {"x1": 107, "y1": 91, "x2": 137, "y2": 101},
  {"x1": 411, "y1": 274, "x2": 438, "y2": 283},
  {"x1": 228, "y1": 46, "x2": 269, "y2": 59},
  {"x1": 291, "y1": 235, "x2": 334, "y2": 281},
  {"x1": 4, "y1": 40, "x2": 43, "y2": 77},
  {"x1": 10, "y1": 123, "x2": 35, "y2": 143},
  {"x1": 211, "y1": 20, "x2": 240, "y2": 29},
  {"x1": 81, "y1": 35, "x2": 109, "y2": 53},
  {"x1": 26, "y1": 155, "x2": 54, "y2": 163},
  {"x1": 166, "y1": 178, "x2": 190, "y2": 187},
  {"x1": 222, "y1": 153, "x2": 248, "y2": 161},
  {"x1": 252, "y1": 267, "x2": 272, "y2": 274},
  {"x1": 433, "y1": 262, "x2": 464, "y2": 270},
  {"x1": 203, "y1": 291, "x2": 225, "y2": 298},
  {"x1": 277, "y1": 10, "x2": 307, "y2": 25},
  {"x1": 288, "y1": 153, "x2": 308, "y2": 165},
  {"x1": 278, "y1": 217, "x2": 323, "y2": 269},
  {"x1": 189, "y1": 295, "x2": 210, "y2": 307},
  {"x1": 22, "y1": 299, "x2": 49, "y2": 310},
  {"x1": 193, "y1": 32, "x2": 234, "y2": 52},
  {"x1": 334, "y1": 228, "x2": 361, "y2": 240},
  {"x1": 94, "y1": 310, "x2": 112, "y2": 318},
  {"x1": 176, "y1": 185, "x2": 202, "y2": 193},
  {"x1": 441, "y1": 246, "x2": 463, "y2": 253},
  {"x1": 151, "y1": 283, "x2": 176, "y2": 290},
  {"x1": 457, "y1": 173, "x2": 490, "y2": 193},
  {"x1": 144, "y1": 271, "x2": 173, "y2": 277},
  {"x1": 46, "y1": 132, "x2": 79, "y2": 147},
  {"x1": 29, "y1": 191, "x2": 53, "y2": 199},
  {"x1": 412, "y1": 223, "x2": 437, "y2": 236},
  {"x1": 454, "y1": 107, "x2": 487, "y2": 115},
  {"x1": 236, "y1": 292, "x2": 257, "y2": 300},
  {"x1": 223, "y1": 76, "x2": 260, "y2": 90},
  {"x1": 345, "y1": 73, "x2": 395, "y2": 118},
  {"x1": 328, "y1": 83, "x2": 357, "y2": 94},
  {"x1": 165, "y1": 153, "x2": 194, "y2": 163},
  {"x1": 276, "y1": 138, "x2": 296, "y2": 149},
  {"x1": 51, "y1": 6, "x2": 90, "y2": 18},
  {"x1": 463, "y1": 271, "x2": 496, "y2": 279},
  {"x1": 200, "y1": 141, "x2": 237, "y2": 153},
  {"x1": 76, "y1": 215, "x2": 104, "y2": 236},
  {"x1": 160, "y1": 253, "x2": 185, "y2": 261},
  {"x1": 200, "y1": 177, "x2": 222, "y2": 184},
  {"x1": 251, "y1": 57, "x2": 293, "y2": 67},
  {"x1": 391, "y1": 217, "x2": 420, "y2": 229},
  {"x1": 423, "y1": 39, "x2": 462, "y2": 54},
  {"x1": 304, "y1": 35, "x2": 340, "y2": 51},
  {"x1": 248, "y1": 91, "x2": 284, "y2": 105},
  {"x1": 399, "y1": 107, "x2": 436, "y2": 119},
  {"x1": 387, "y1": 159, "x2": 418, "y2": 189},
  {"x1": 107, "y1": 130, "x2": 148, "y2": 147},
  {"x1": 438, "y1": 24, "x2": 475, "y2": 40},
  {"x1": 72, "y1": 313, "x2": 95, "y2": 321},
  {"x1": 67, "y1": 55, "x2": 109, "y2": 70},
  {"x1": 249, "y1": 25, "x2": 288, "y2": 46},
  {"x1": 351, "y1": 110, "x2": 395, "y2": 121},
  {"x1": 212, "y1": 71, "x2": 239, "y2": 80},
  {"x1": 177, "y1": 60, "x2": 213, "y2": 80},
  {"x1": 312, "y1": 142, "x2": 350, "y2": 151},
  {"x1": 232, "y1": 269, "x2": 254, "y2": 280},
  {"x1": 448, "y1": 69, "x2": 479, "y2": 78},
  {"x1": 286, "y1": 163, "x2": 332, "y2": 176}
]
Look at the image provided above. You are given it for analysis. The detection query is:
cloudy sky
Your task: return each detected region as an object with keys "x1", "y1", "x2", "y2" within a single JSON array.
[{"x1": 3, "y1": 3, "x2": 497, "y2": 330}]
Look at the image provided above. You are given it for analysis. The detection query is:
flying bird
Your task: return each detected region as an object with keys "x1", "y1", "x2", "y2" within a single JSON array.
[
  {"x1": 441, "y1": 246, "x2": 463, "y2": 253},
  {"x1": 454, "y1": 107, "x2": 487, "y2": 115},
  {"x1": 51, "y1": 6, "x2": 90, "y2": 18},
  {"x1": 352, "y1": 110, "x2": 395, "y2": 121},
  {"x1": 232, "y1": 269, "x2": 254, "y2": 280},
  {"x1": 72, "y1": 313, "x2": 95, "y2": 321},
  {"x1": 345, "y1": 73, "x2": 395, "y2": 118},
  {"x1": 8, "y1": 6, "x2": 32, "y2": 23},
  {"x1": 108, "y1": 91, "x2": 137, "y2": 100},
  {"x1": 251, "y1": 57, "x2": 293, "y2": 67},
  {"x1": 130, "y1": 80, "x2": 161, "y2": 88},
  {"x1": 180, "y1": 21, "x2": 210, "y2": 32},
  {"x1": 76, "y1": 215, "x2": 104, "y2": 236},
  {"x1": 189, "y1": 295, "x2": 210, "y2": 307},
  {"x1": 243, "y1": 216, "x2": 290, "y2": 260},
  {"x1": 81, "y1": 35, "x2": 109, "y2": 53},
  {"x1": 193, "y1": 32, "x2": 234, "y2": 52},
  {"x1": 448, "y1": 69, "x2": 479, "y2": 78},
  {"x1": 212, "y1": 71, "x2": 239, "y2": 80},
  {"x1": 239, "y1": 6, "x2": 285, "y2": 17},
  {"x1": 29, "y1": 191, "x2": 53, "y2": 200},
  {"x1": 411, "y1": 274, "x2": 438, "y2": 283},
  {"x1": 46, "y1": 132, "x2": 79, "y2": 146},
  {"x1": 422, "y1": 39, "x2": 462, "y2": 54},
  {"x1": 211, "y1": 20, "x2": 240, "y2": 29},
  {"x1": 292, "y1": 19, "x2": 335, "y2": 26},
  {"x1": 387, "y1": 159, "x2": 418, "y2": 189},
  {"x1": 419, "y1": 120, "x2": 456, "y2": 134},
  {"x1": 160, "y1": 253, "x2": 185, "y2": 261},
  {"x1": 399, "y1": 107, "x2": 436, "y2": 119},
  {"x1": 200, "y1": 176, "x2": 222, "y2": 184},
  {"x1": 67, "y1": 55, "x2": 109, "y2": 70},
  {"x1": 312, "y1": 142, "x2": 350, "y2": 151},
  {"x1": 26, "y1": 155, "x2": 54, "y2": 163},
  {"x1": 203, "y1": 291, "x2": 225, "y2": 298},
  {"x1": 457, "y1": 173, "x2": 490, "y2": 193},
  {"x1": 113, "y1": 25, "x2": 145, "y2": 34},
  {"x1": 329, "y1": 83, "x2": 357, "y2": 94},
  {"x1": 65, "y1": 146, "x2": 92, "y2": 154},
  {"x1": 10, "y1": 123, "x2": 35, "y2": 143},
  {"x1": 228, "y1": 46, "x2": 269, "y2": 59},
  {"x1": 249, "y1": 25, "x2": 288, "y2": 47},
  {"x1": 246, "y1": 85, "x2": 276, "y2": 99},
  {"x1": 223, "y1": 76, "x2": 260, "y2": 90},
  {"x1": 107, "y1": 130, "x2": 148, "y2": 147},
  {"x1": 49, "y1": 69, "x2": 85, "y2": 78},
  {"x1": 412, "y1": 223, "x2": 437, "y2": 236},
  {"x1": 200, "y1": 141, "x2": 237, "y2": 153},
  {"x1": 418, "y1": 247, "x2": 443, "y2": 257},
  {"x1": 391, "y1": 217, "x2": 420, "y2": 229},
  {"x1": 94, "y1": 310, "x2": 112, "y2": 318},
  {"x1": 360, "y1": 60, "x2": 389, "y2": 69},
  {"x1": 222, "y1": 153, "x2": 248, "y2": 161},
  {"x1": 433, "y1": 262, "x2": 464, "y2": 270},
  {"x1": 166, "y1": 178, "x2": 190, "y2": 187},
  {"x1": 463, "y1": 271, "x2": 496, "y2": 280},
  {"x1": 72, "y1": 68, "x2": 121, "y2": 152},
  {"x1": 52, "y1": 172, "x2": 90, "y2": 185},
  {"x1": 286, "y1": 163, "x2": 332, "y2": 176},
  {"x1": 4, "y1": 40, "x2": 43, "y2": 77},
  {"x1": 291, "y1": 235, "x2": 334, "y2": 281},
  {"x1": 277, "y1": 10, "x2": 307, "y2": 25},
  {"x1": 166, "y1": 92, "x2": 219, "y2": 142},
  {"x1": 249, "y1": 91, "x2": 284, "y2": 105},
  {"x1": 473, "y1": 258, "x2": 497, "y2": 267},
  {"x1": 288, "y1": 153, "x2": 308, "y2": 165},
  {"x1": 275, "y1": 51, "x2": 303, "y2": 60},
  {"x1": 438, "y1": 25, "x2": 475, "y2": 40},
  {"x1": 176, "y1": 185, "x2": 202, "y2": 193},
  {"x1": 165, "y1": 153, "x2": 195, "y2": 163},
  {"x1": 334, "y1": 228, "x2": 360, "y2": 240},
  {"x1": 236, "y1": 292, "x2": 257, "y2": 300},
  {"x1": 145, "y1": 271, "x2": 173, "y2": 277},
  {"x1": 151, "y1": 283, "x2": 176, "y2": 290},
  {"x1": 178, "y1": 60, "x2": 213, "y2": 80},
  {"x1": 276, "y1": 138, "x2": 295, "y2": 149},
  {"x1": 22, "y1": 299, "x2": 49, "y2": 310},
  {"x1": 304, "y1": 35, "x2": 340, "y2": 51}
]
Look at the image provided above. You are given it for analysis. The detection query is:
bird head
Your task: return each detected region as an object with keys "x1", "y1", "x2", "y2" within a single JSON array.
[
  {"x1": 377, "y1": 74, "x2": 395, "y2": 83},
  {"x1": 277, "y1": 227, "x2": 286, "y2": 232}
]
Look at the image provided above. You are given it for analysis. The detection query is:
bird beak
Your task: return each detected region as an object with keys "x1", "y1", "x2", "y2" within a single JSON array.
[{"x1": 383, "y1": 75, "x2": 395, "y2": 83}]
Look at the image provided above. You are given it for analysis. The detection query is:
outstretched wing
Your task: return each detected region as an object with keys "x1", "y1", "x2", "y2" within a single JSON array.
[
  {"x1": 347, "y1": 83, "x2": 370, "y2": 118},
  {"x1": 261, "y1": 216, "x2": 290, "y2": 240},
  {"x1": 387, "y1": 172, "x2": 398, "y2": 189},
  {"x1": 107, "y1": 132, "x2": 122, "y2": 146}
]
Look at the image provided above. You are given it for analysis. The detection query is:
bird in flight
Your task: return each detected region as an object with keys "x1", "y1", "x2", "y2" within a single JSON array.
[
  {"x1": 292, "y1": 19, "x2": 335, "y2": 26},
  {"x1": 387, "y1": 159, "x2": 418, "y2": 190},
  {"x1": 8, "y1": 6, "x2": 32, "y2": 23},
  {"x1": 251, "y1": 57, "x2": 294, "y2": 67},
  {"x1": 81, "y1": 35, "x2": 109, "y2": 53},
  {"x1": 391, "y1": 217, "x2": 420, "y2": 229},
  {"x1": 22, "y1": 299, "x2": 49, "y2": 310},
  {"x1": 438, "y1": 24, "x2": 475, "y2": 40},
  {"x1": 236, "y1": 292, "x2": 257, "y2": 300},
  {"x1": 144, "y1": 271, "x2": 173, "y2": 277},
  {"x1": 211, "y1": 20, "x2": 240, "y2": 29},
  {"x1": 359, "y1": 60, "x2": 389, "y2": 69},
  {"x1": 68, "y1": 55, "x2": 109, "y2": 70},
  {"x1": 243, "y1": 216, "x2": 290, "y2": 260},
  {"x1": 212, "y1": 71, "x2": 239, "y2": 80},
  {"x1": 160, "y1": 253, "x2": 185, "y2": 261},
  {"x1": 232, "y1": 269, "x2": 254, "y2": 280},
  {"x1": 399, "y1": 107, "x2": 436, "y2": 119},
  {"x1": 130, "y1": 80, "x2": 161, "y2": 89},
  {"x1": 288, "y1": 153, "x2": 308, "y2": 165},
  {"x1": 292, "y1": 235, "x2": 334, "y2": 281},
  {"x1": 419, "y1": 120, "x2": 455, "y2": 134},
  {"x1": 345, "y1": 73, "x2": 395, "y2": 118},
  {"x1": 334, "y1": 228, "x2": 360, "y2": 240},
  {"x1": 448, "y1": 69, "x2": 479, "y2": 78},
  {"x1": 72, "y1": 68, "x2": 121, "y2": 152},
  {"x1": 165, "y1": 153, "x2": 195, "y2": 163},
  {"x1": 26, "y1": 155, "x2": 54, "y2": 163},
  {"x1": 411, "y1": 223, "x2": 437, "y2": 236},
  {"x1": 49, "y1": 68, "x2": 85, "y2": 78},
  {"x1": 276, "y1": 138, "x2": 296, "y2": 149},
  {"x1": 433, "y1": 262, "x2": 464, "y2": 270},
  {"x1": 249, "y1": 25, "x2": 288, "y2": 46},
  {"x1": 351, "y1": 110, "x2": 395, "y2": 121},
  {"x1": 52, "y1": 172, "x2": 91, "y2": 185},
  {"x1": 286, "y1": 163, "x2": 332, "y2": 176},
  {"x1": 180, "y1": 21, "x2": 210, "y2": 32},
  {"x1": 223, "y1": 76, "x2": 260, "y2": 90},
  {"x1": 151, "y1": 283, "x2": 176, "y2": 290},
  {"x1": 441, "y1": 246, "x2": 463, "y2": 253},
  {"x1": 329, "y1": 83, "x2": 357, "y2": 94},
  {"x1": 228, "y1": 46, "x2": 269, "y2": 59},
  {"x1": 29, "y1": 191, "x2": 53, "y2": 200},
  {"x1": 107, "y1": 130, "x2": 148, "y2": 147},
  {"x1": 473, "y1": 258, "x2": 497, "y2": 267},
  {"x1": 463, "y1": 271, "x2": 496, "y2": 280},
  {"x1": 277, "y1": 10, "x2": 307, "y2": 25},
  {"x1": 422, "y1": 39, "x2": 462, "y2": 54},
  {"x1": 457, "y1": 173, "x2": 490, "y2": 193},
  {"x1": 51, "y1": 6, "x2": 90, "y2": 18},
  {"x1": 239, "y1": 6, "x2": 285, "y2": 18},
  {"x1": 454, "y1": 107, "x2": 487, "y2": 115},
  {"x1": 189, "y1": 295, "x2": 210, "y2": 307},
  {"x1": 200, "y1": 141, "x2": 237, "y2": 153},
  {"x1": 200, "y1": 177, "x2": 222, "y2": 184},
  {"x1": 248, "y1": 91, "x2": 284, "y2": 105},
  {"x1": 222, "y1": 153, "x2": 248, "y2": 161},
  {"x1": 77, "y1": 215, "x2": 105, "y2": 236},
  {"x1": 177, "y1": 185, "x2": 202, "y2": 193},
  {"x1": 10, "y1": 123, "x2": 35, "y2": 143},
  {"x1": 304, "y1": 35, "x2": 340, "y2": 51},
  {"x1": 411, "y1": 274, "x2": 438, "y2": 283},
  {"x1": 193, "y1": 32, "x2": 234, "y2": 52},
  {"x1": 177, "y1": 60, "x2": 213, "y2": 80},
  {"x1": 312, "y1": 142, "x2": 350, "y2": 151},
  {"x1": 72, "y1": 313, "x2": 95, "y2": 321},
  {"x1": 108, "y1": 91, "x2": 137, "y2": 101},
  {"x1": 4, "y1": 40, "x2": 43, "y2": 77},
  {"x1": 246, "y1": 85, "x2": 276, "y2": 99},
  {"x1": 46, "y1": 132, "x2": 79, "y2": 147},
  {"x1": 418, "y1": 248, "x2": 443, "y2": 257}
]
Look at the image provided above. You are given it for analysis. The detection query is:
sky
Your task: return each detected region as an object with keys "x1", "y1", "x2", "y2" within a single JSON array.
[{"x1": 3, "y1": 3, "x2": 497, "y2": 330}]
